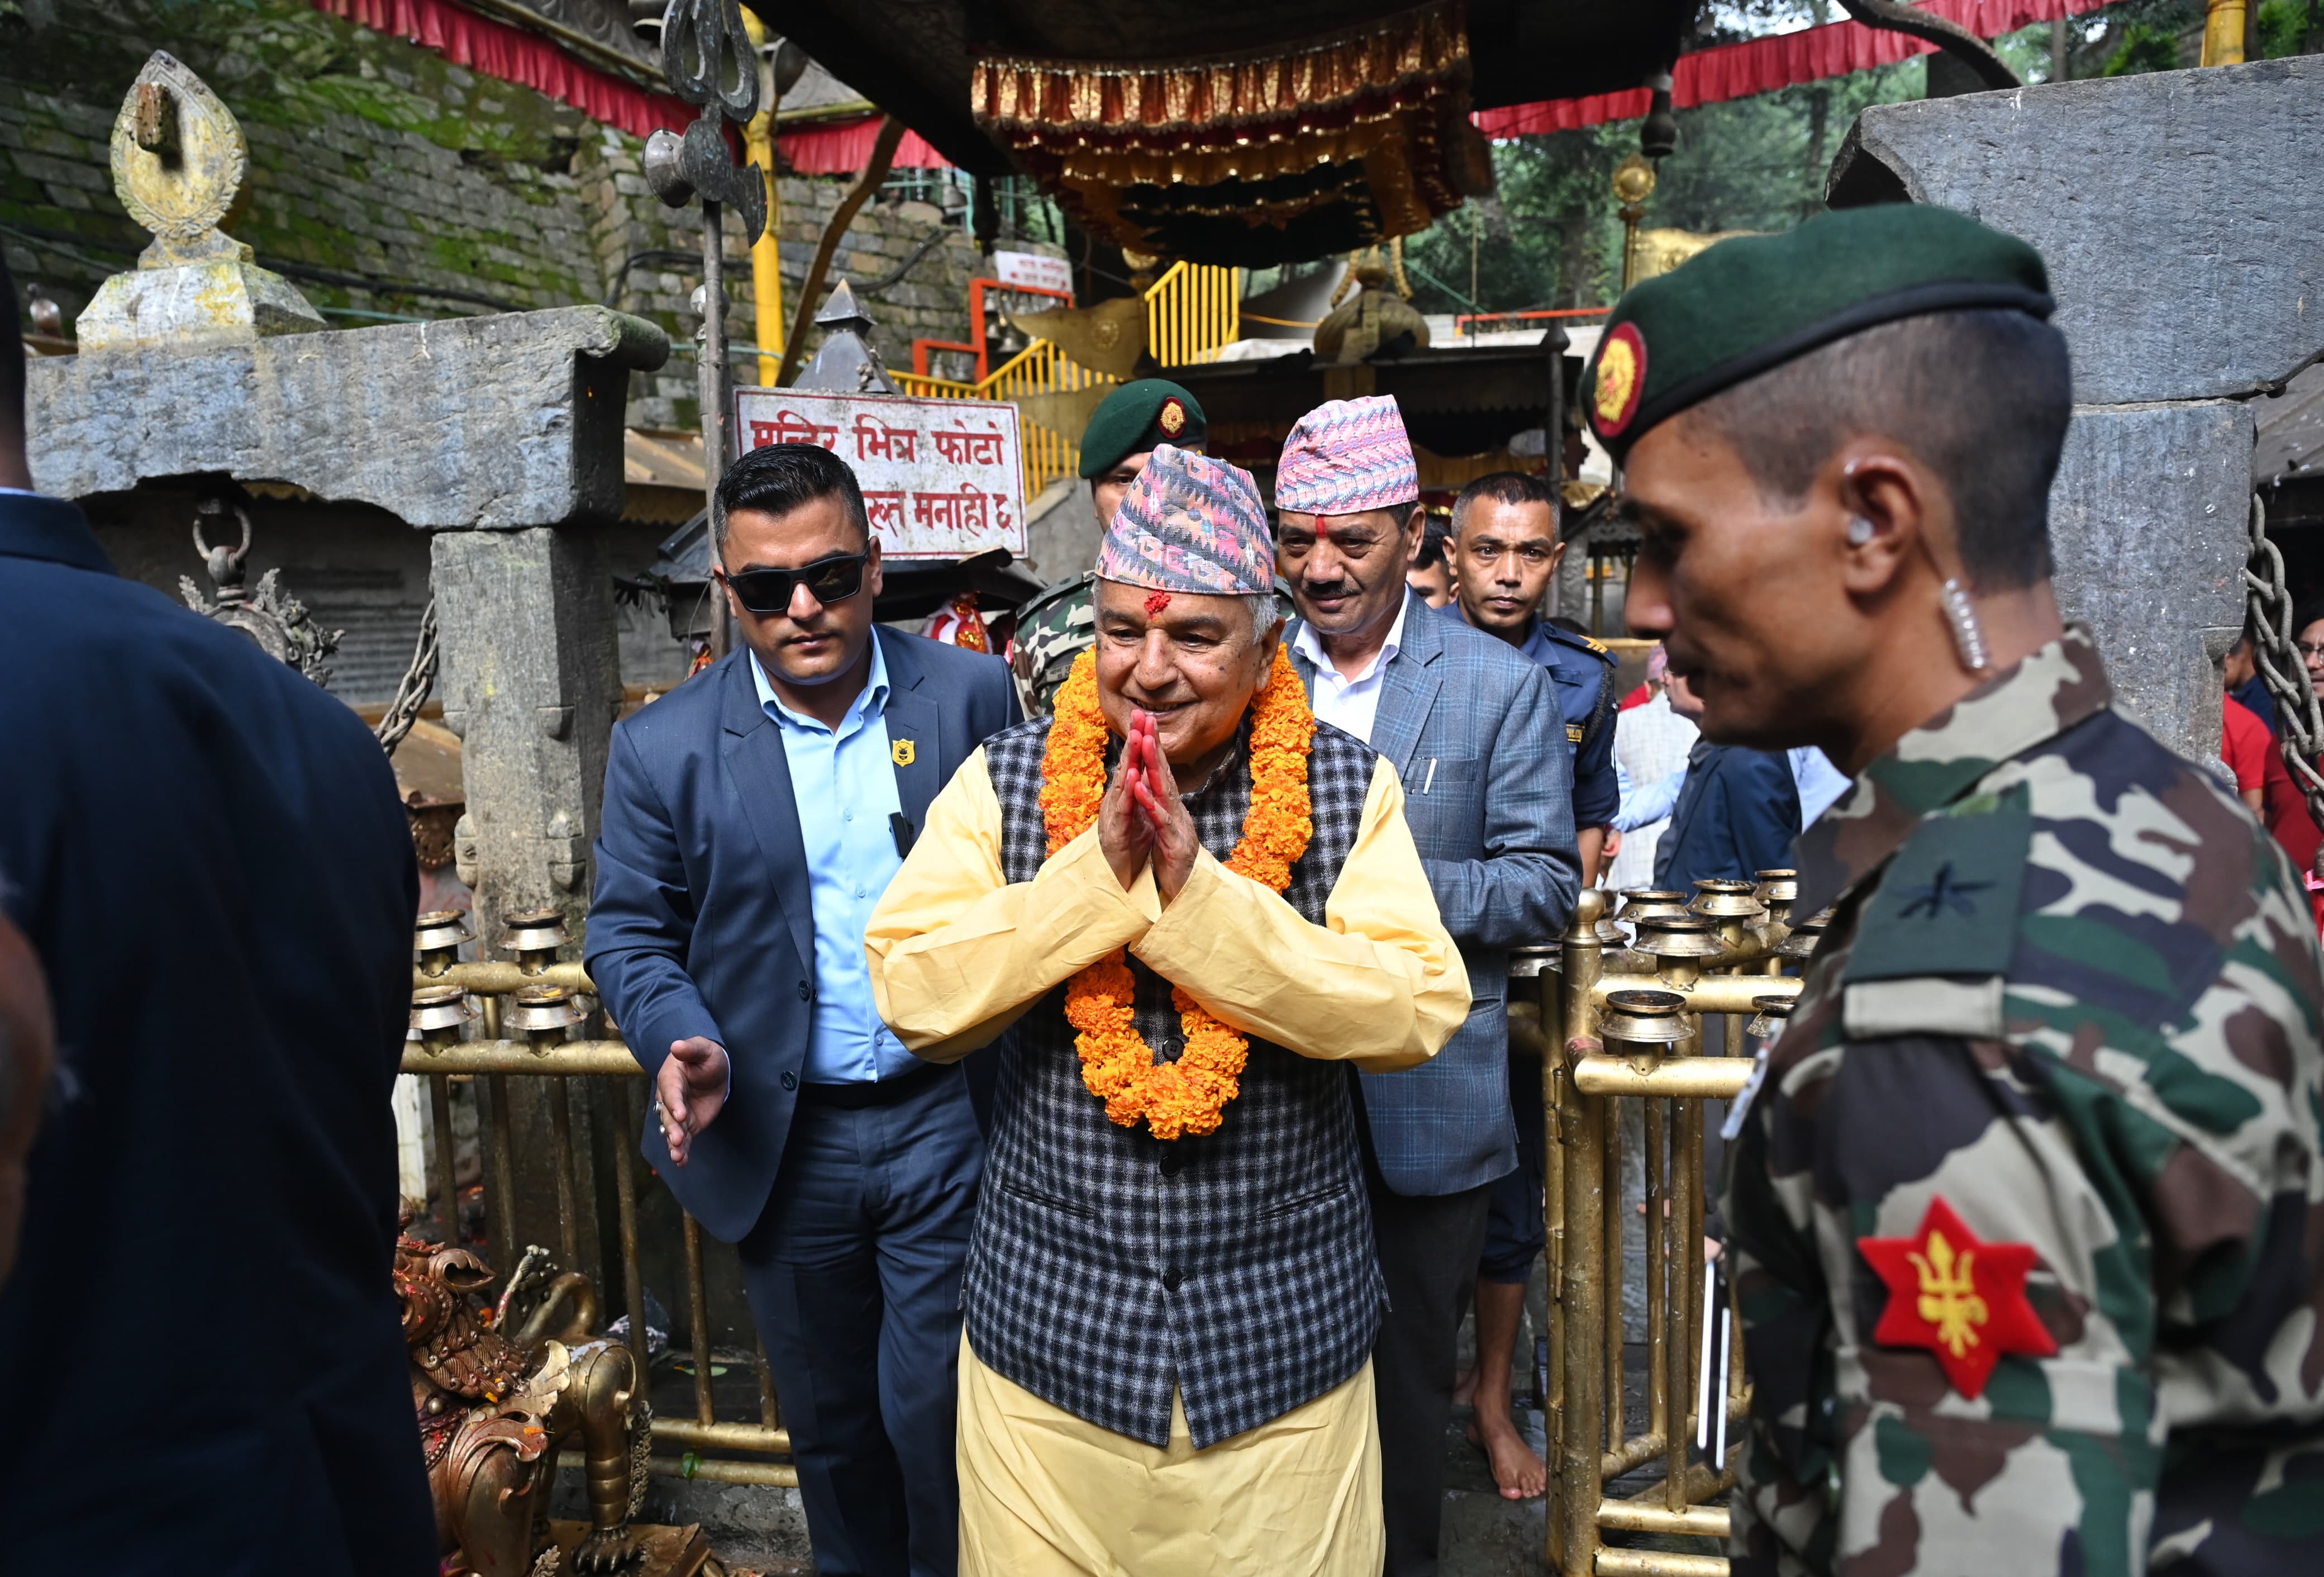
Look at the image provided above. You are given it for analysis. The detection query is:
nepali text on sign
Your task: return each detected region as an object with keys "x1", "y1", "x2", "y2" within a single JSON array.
[
  {"x1": 733, "y1": 388, "x2": 1026, "y2": 560},
  {"x1": 992, "y1": 250, "x2": 1074, "y2": 296}
]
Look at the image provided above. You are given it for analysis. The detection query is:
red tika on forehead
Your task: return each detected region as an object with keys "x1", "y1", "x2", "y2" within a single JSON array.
[{"x1": 1144, "y1": 590, "x2": 1173, "y2": 617}]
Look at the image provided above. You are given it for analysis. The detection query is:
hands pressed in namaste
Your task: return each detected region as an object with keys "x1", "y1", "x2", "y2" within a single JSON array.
[{"x1": 1099, "y1": 708, "x2": 1201, "y2": 904}]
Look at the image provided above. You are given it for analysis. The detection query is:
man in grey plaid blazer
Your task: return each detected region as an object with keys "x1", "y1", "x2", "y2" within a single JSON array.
[{"x1": 1277, "y1": 395, "x2": 1580, "y2": 1576}]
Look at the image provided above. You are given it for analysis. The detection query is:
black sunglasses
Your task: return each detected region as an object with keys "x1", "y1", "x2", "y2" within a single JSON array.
[{"x1": 722, "y1": 551, "x2": 869, "y2": 615}]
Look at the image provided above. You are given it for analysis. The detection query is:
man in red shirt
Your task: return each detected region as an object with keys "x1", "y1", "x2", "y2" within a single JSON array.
[{"x1": 2221, "y1": 694, "x2": 2271, "y2": 814}]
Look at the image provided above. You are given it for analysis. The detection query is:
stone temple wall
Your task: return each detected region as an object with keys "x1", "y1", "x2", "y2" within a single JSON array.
[
  {"x1": 0, "y1": 0, "x2": 990, "y2": 434},
  {"x1": 0, "y1": 0, "x2": 1025, "y2": 701}
]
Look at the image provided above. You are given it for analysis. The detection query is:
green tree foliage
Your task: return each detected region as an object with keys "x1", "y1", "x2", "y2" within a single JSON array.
[
  {"x1": 1400, "y1": 57, "x2": 1921, "y2": 317},
  {"x1": 2258, "y1": 0, "x2": 2320, "y2": 57},
  {"x1": 2103, "y1": 21, "x2": 2185, "y2": 73}
]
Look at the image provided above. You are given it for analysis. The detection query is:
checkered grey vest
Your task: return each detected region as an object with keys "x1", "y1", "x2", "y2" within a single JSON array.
[{"x1": 965, "y1": 714, "x2": 1385, "y2": 1448}]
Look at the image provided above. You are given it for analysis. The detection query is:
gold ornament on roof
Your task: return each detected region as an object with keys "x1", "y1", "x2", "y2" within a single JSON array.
[{"x1": 1611, "y1": 153, "x2": 1657, "y2": 207}]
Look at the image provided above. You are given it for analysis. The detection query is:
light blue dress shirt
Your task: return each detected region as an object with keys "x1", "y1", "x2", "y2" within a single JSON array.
[
  {"x1": 750, "y1": 640, "x2": 918, "y2": 1084},
  {"x1": 1787, "y1": 746, "x2": 1852, "y2": 826},
  {"x1": 1614, "y1": 748, "x2": 1843, "y2": 839},
  {"x1": 1615, "y1": 755, "x2": 1688, "y2": 834}
]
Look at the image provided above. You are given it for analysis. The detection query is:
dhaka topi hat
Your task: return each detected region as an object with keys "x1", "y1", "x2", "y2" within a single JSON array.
[
  {"x1": 1583, "y1": 204, "x2": 2053, "y2": 463},
  {"x1": 1274, "y1": 394, "x2": 1420, "y2": 517},
  {"x1": 1078, "y1": 378, "x2": 1206, "y2": 478},
  {"x1": 1096, "y1": 444, "x2": 1274, "y2": 597}
]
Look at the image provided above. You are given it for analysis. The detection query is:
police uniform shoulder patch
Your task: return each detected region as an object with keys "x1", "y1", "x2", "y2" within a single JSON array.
[{"x1": 1545, "y1": 623, "x2": 1618, "y2": 665}]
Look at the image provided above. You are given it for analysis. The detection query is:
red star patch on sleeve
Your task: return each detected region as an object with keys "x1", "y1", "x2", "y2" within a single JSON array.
[{"x1": 1858, "y1": 1196, "x2": 2056, "y2": 1399}]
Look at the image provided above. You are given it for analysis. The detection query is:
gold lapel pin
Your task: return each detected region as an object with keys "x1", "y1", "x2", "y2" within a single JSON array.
[{"x1": 891, "y1": 739, "x2": 916, "y2": 766}]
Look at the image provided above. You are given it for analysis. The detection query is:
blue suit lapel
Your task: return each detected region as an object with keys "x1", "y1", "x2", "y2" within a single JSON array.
[
  {"x1": 1368, "y1": 591, "x2": 1442, "y2": 780},
  {"x1": 877, "y1": 629, "x2": 941, "y2": 828},
  {"x1": 717, "y1": 652, "x2": 817, "y2": 985}
]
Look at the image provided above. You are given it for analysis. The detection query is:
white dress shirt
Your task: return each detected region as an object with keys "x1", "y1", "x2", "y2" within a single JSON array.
[{"x1": 1289, "y1": 595, "x2": 1411, "y2": 746}]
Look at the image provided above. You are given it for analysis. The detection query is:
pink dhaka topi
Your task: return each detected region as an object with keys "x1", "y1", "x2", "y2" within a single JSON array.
[
  {"x1": 1094, "y1": 443, "x2": 1275, "y2": 597},
  {"x1": 1273, "y1": 394, "x2": 1420, "y2": 517}
]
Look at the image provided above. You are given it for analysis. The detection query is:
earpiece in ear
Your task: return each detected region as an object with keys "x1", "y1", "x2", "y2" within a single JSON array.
[{"x1": 1846, "y1": 516, "x2": 1875, "y2": 547}]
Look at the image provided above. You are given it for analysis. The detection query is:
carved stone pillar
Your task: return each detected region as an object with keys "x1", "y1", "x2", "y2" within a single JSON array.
[{"x1": 434, "y1": 526, "x2": 623, "y2": 948}]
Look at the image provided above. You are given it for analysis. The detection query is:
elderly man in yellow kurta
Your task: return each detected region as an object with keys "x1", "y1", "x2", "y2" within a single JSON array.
[{"x1": 865, "y1": 444, "x2": 1468, "y2": 1576}]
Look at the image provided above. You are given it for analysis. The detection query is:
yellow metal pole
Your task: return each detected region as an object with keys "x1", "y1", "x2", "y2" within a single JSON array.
[
  {"x1": 741, "y1": 13, "x2": 785, "y2": 386},
  {"x1": 2202, "y1": 0, "x2": 2247, "y2": 65},
  {"x1": 1556, "y1": 891, "x2": 1607, "y2": 1576}
]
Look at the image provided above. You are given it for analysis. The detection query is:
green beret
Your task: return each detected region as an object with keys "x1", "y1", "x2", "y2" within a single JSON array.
[
  {"x1": 1583, "y1": 205, "x2": 2053, "y2": 462},
  {"x1": 1078, "y1": 378, "x2": 1206, "y2": 478}
]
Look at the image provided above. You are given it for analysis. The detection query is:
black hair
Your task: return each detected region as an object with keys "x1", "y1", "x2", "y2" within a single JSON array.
[
  {"x1": 2293, "y1": 598, "x2": 2324, "y2": 641},
  {"x1": 0, "y1": 251, "x2": 22, "y2": 454},
  {"x1": 713, "y1": 441, "x2": 869, "y2": 552},
  {"x1": 1413, "y1": 518, "x2": 1449, "y2": 572},
  {"x1": 1450, "y1": 470, "x2": 1556, "y2": 540},
  {"x1": 1693, "y1": 308, "x2": 2071, "y2": 591}
]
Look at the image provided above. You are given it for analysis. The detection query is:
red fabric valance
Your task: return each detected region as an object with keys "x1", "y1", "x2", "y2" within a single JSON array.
[
  {"x1": 1475, "y1": 0, "x2": 2113, "y2": 137},
  {"x1": 778, "y1": 115, "x2": 956, "y2": 176},
  {"x1": 311, "y1": 0, "x2": 698, "y2": 142}
]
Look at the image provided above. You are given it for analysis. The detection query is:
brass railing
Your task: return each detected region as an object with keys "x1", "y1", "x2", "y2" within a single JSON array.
[
  {"x1": 404, "y1": 909, "x2": 796, "y2": 1489},
  {"x1": 1520, "y1": 875, "x2": 1820, "y2": 1576}
]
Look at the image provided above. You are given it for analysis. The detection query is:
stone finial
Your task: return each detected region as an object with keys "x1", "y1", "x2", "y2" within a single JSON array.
[
  {"x1": 77, "y1": 51, "x2": 324, "y2": 353},
  {"x1": 796, "y1": 279, "x2": 897, "y2": 393}
]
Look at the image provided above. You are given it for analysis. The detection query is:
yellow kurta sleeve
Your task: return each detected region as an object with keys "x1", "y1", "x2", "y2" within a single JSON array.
[
  {"x1": 1132, "y1": 754, "x2": 1468, "y2": 1072},
  {"x1": 866, "y1": 746, "x2": 1160, "y2": 1063}
]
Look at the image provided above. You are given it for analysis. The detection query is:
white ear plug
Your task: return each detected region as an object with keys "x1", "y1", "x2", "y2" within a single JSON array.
[{"x1": 1846, "y1": 516, "x2": 1875, "y2": 546}]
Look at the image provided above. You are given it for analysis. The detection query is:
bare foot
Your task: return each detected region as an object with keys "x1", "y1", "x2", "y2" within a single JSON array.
[
  {"x1": 1468, "y1": 1406, "x2": 1547, "y2": 1500},
  {"x1": 1452, "y1": 1364, "x2": 1479, "y2": 1408}
]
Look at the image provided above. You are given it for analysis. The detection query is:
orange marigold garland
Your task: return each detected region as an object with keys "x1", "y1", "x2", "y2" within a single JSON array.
[{"x1": 1040, "y1": 647, "x2": 1314, "y2": 1138}]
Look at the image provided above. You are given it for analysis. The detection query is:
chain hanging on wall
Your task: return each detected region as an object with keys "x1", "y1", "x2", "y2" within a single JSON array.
[
  {"x1": 373, "y1": 596, "x2": 440, "y2": 756},
  {"x1": 2241, "y1": 491, "x2": 2324, "y2": 874}
]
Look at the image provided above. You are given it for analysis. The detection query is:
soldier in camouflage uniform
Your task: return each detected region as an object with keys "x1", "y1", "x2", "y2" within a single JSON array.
[
  {"x1": 1584, "y1": 205, "x2": 2324, "y2": 1573},
  {"x1": 1008, "y1": 379, "x2": 1207, "y2": 716}
]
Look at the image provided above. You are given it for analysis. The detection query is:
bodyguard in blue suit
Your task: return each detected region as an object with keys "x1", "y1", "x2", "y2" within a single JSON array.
[
  {"x1": 0, "y1": 284, "x2": 433, "y2": 1573},
  {"x1": 587, "y1": 444, "x2": 1017, "y2": 1577},
  {"x1": 1276, "y1": 398, "x2": 1579, "y2": 1575}
]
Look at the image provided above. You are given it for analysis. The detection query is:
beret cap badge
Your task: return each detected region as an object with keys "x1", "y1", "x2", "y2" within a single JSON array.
[
  {"x1": 1158, "y1": 397, "x2": 1186, "y2": 437},
  {"x1": 1593, "y1": 322, "x2": 1646, "y2": 436}
]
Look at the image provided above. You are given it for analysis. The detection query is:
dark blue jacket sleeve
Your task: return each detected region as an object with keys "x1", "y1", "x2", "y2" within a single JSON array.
[
  {"x1": 1571, "y1": 662, "x2": 1621, "y2": 827},
  {"x1": 1720, "y1": 749, "x2": 1803, "y2": 880},
  {"x1": 585, "y1": 723, "x2": 727, "y2": 1077}
]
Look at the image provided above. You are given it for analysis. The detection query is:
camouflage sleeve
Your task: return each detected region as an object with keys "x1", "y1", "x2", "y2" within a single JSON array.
[{"x1": 1728, "y1": 1029, "x2": 2171, "y2": 1576}]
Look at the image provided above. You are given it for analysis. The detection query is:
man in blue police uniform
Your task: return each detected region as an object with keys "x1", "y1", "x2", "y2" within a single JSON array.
[
  {"x1": 1442, "y1": 469, "x2": 1620, "y2": 1498},
  {"x1": 1447, "y1": 473, "x2": 1620, "y2": 874}
]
